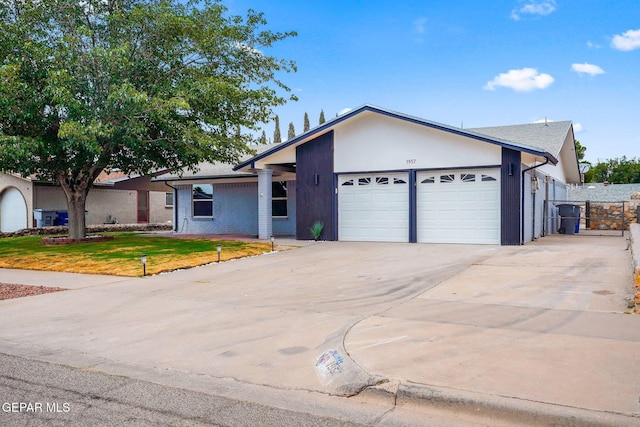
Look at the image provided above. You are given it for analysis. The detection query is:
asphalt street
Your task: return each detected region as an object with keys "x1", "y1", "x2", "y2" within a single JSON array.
[
  {"x1": 0, "y1": 352, "x2": 370, "y2": 427},
  {"x1": 0, "y1": 352, "x2": 527, "y2": 427}
]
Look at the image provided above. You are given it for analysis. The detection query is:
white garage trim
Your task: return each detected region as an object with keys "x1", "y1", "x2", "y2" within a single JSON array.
[
  {"x1": 338, "y1": 173, "x2": 409, "y2": 242},
  {"x1": 417, "y1": 169, "x2": 500, "y2": 244},
  {"x1": 1, "y1": 187, "x2": 28, "y2": 232}
]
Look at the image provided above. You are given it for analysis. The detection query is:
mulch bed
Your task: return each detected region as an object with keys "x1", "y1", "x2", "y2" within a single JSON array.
[{"x1": 0, "y1": 283, "x2": 67, "y2": 300}]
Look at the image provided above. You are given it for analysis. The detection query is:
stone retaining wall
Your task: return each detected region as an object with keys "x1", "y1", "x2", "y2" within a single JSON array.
[
  {"x1": 0, "y1": 223, "x2": 172, "y2": 239},
  {"x1": 586, "y1": 200, "x2": 640, "y2": 230}
]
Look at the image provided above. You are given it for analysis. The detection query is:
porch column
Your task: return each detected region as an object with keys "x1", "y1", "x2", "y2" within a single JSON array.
[{"x1": 257, "y1": 168, "x2": 273, "y2": 239}]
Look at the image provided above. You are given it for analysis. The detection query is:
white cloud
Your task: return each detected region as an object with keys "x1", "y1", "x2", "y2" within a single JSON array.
[
  {"x1": 571, "y1": 63, "x2": 605, "y2": 76},
  {"x1": 337, "y1": 108, "x2": 352, "y2": 116},
  {"x1": 413, "y1": 17, "x2": 427, "y2": 34},
  {"x1": 511, "y1": 0, "x2": 556, "y2": 21},
  {"x1": 586, "y1": 41, "x2": 601, "y2": 49},
  {"x1": 484, "y1": 68, "x2": 554, "y2": 92},
  {"x1": 611, "y1": 28, "x2": 640, "y2": 51},
  {"x1": 412, "y1": 17, "x2": 428, "y2": 43}
]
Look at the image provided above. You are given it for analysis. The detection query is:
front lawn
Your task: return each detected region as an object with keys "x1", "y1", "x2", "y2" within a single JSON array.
[{"x1": 0, "y1": 233, "x2": 273, "y2": 277}]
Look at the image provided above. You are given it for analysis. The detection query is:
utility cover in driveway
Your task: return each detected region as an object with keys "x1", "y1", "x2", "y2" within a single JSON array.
[{"x1": 338, "y1": 173, "x2": 409, "y2": 242}]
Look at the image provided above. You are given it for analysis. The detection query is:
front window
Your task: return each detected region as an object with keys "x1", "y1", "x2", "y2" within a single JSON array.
[
  {"x1": 272, "y1": 181, "x2": 288, "y2": 217},
  {"x1": 165, "y1": 192, "x2": 174, "y2": 207},
  {"x1": 192, "y1": 184, "x2": 213, "y2": 217}
]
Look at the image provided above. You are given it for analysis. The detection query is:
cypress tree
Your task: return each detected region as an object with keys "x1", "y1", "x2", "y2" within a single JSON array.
[
  {"x1": 303, "y1": 112, "x2": 310, "y2": 132},
  {"x1": 319, "y1": 110, "x2": 326, "y2": 125},
  {"x1": 273, "y1": 115, "x2": 282, "y2": 143},
  {"x1": 288, "y1": 122, "x2": 295, "y2": 140},
  {"x1": 259, "y1": 130, "x2": 267, "y2": 145}
]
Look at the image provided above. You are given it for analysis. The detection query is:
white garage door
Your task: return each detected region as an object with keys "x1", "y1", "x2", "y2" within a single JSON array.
[
  {"x1": 338, "y1": 173, "x2": 409, "y2": 242},
  {"x1": 1, "y1": 187, "x2": 27, "y2": 232},
  {"x1": 417, "y1": 169, "x2": 500, "y2": 244}
]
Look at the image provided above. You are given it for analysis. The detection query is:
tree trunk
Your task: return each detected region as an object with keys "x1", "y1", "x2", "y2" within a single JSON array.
[
  {"x1": 66, "y1": 192, "x2": 88, "y2": 241},
  {"x1": 57, "y1": 173, "x2": 93, "y2": 241}
]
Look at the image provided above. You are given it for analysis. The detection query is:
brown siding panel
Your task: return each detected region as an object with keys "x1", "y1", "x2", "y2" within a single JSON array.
[
  {"x1": 501, "y1": 148, "x2": 521, "y2": 245},
  {"x1": 296, "y1": 132, "x2": 335, "y2": 240}
]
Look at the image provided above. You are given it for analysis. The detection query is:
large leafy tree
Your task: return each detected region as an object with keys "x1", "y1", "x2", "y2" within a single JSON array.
[
  {"x1": 575, "y1": 140, "x2": 586, "y2": 161},
  {"x1": 0, "y1": 0, "x2": 296, "y2": 239},
  {"x1": 588, "y1": 157, "x2": 640, "y2": 184}
]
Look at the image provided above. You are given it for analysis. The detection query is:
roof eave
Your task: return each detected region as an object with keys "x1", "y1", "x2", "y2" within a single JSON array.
[{"x1": 153, "y1": 173, "x2": 257, "y2": 182}]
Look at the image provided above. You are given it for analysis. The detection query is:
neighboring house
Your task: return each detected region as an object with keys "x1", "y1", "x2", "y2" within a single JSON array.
[
  {"x1": 156, "y1": 104, "x2": 580, "y2": 245},
  {"x1": 567, "y1": 183, "x2": 640, "y2": 202},
  {"x1": 0, "y1": 171, "x2": 173, "y2": 232}
]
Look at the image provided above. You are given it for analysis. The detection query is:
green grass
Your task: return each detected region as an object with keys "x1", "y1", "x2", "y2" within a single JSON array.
[{"x1": 0, "y1": 232, "x2": 273, "y2": 276}]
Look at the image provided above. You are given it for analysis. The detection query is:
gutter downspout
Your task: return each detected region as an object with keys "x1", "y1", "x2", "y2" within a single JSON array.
[
  {"x1": 164, "y1": 182, "x2": 178, "y2": 232},
  {"x1": 521, "y1": 158, "x2": 549, "y2": 245}
]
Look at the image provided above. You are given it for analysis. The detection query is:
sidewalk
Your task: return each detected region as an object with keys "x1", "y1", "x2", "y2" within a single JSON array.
[{"x1": 0, "y1": 235, "x2": 639, "y2": 425}]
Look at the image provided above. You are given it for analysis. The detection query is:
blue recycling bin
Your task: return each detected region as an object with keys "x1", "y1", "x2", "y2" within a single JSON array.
[
  {"x1": 56, "y1": 211, "x2": 68, "y2": 226},
  {"x1": 557, "y1": 204, "x2": 580, "y2": 235}
]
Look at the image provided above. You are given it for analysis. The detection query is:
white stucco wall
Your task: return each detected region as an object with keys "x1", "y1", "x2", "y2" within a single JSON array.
[
  {"x1": 0, "y1": 173, "x2": 33, "y2": 230},
  {"x1": 149, "y1": 191, "x2": 173, "y2": 223},
  {"x1": 533, "y1": 156, "x2": 568, "y2": 184},
  {"x1": 333, "y1": 112, "x2": 502, "y2": 173}
]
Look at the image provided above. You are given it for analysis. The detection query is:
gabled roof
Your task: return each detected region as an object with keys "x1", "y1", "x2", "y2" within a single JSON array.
[
  {"x1": 469, "y1": 121, "x2": 573, "y2": 159},
  {"x1": 234, "y1": 104, "x2": 558, "y2": 171}
]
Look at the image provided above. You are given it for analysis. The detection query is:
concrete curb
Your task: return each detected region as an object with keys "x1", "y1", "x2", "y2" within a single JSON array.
[
  {"x1": 629, "y1": 224, "x2": 640, "y2": 312},
  {"x1": 3, "y1": 339, "x2": 640, "y2": 426},
  {"x1": 360, "y1": 380, "x2": 639, "y2": 426}
]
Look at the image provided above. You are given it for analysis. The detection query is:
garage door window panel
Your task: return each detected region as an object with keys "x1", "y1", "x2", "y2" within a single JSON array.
[{"x1": 421, "y1": 176, "x2": 435, "y2": 184}]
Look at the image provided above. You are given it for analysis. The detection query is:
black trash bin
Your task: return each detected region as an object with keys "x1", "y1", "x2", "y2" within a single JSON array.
[{"x1": 557, "y1": 204, "x2": 580, "y2": 235}]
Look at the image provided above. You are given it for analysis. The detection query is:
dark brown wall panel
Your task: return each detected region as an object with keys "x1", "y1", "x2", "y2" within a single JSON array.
[
  {"x1": 501, "y1": 148, "x2": 522, "y2": 245},
  {"x1": 296, "y1": 132, "x2": 335, "y2": 240}
]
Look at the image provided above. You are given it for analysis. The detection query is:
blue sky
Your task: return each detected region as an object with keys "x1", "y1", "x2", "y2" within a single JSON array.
[{"x1": 227, "y1": 0, "x2": 640, "y2": 163}]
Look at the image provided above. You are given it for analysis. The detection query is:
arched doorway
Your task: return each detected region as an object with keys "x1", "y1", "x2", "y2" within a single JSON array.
[{"x1": 0, "y1": 187, "x2": 27, "y2": 232}]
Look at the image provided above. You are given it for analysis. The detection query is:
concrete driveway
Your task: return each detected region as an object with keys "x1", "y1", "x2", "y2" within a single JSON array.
[{"x1": 0, "y1": 234, "x2": 638, "y2": 424}]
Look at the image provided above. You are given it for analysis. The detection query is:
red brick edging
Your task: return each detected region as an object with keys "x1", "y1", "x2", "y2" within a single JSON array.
[{"x1": 41, "y1": 235, "x2": 114, "y2": 246}]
